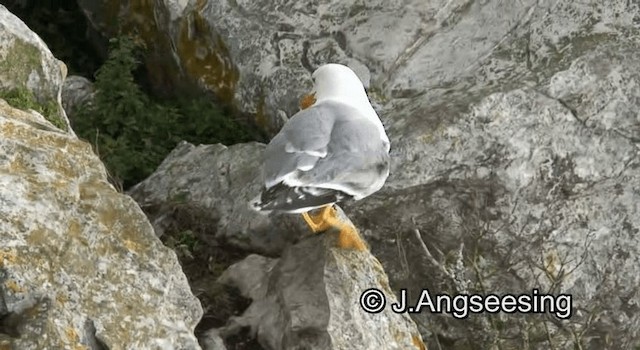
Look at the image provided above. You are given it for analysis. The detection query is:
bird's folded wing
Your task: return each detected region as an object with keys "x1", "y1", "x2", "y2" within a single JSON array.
[{"x1": 263, "y1": 104, "x2": 337, "y2": 188}]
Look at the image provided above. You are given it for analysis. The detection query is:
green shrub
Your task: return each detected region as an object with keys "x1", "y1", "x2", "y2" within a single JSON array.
[{"x1": 73, "y1": 36, "x2": 254, "y2": 189}]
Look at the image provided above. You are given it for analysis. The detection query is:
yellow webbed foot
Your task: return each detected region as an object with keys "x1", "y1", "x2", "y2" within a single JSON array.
[
  {"x1": 301, "y1": 205, "x2": 368, "y2": 251},
  {"x1": 301, "y1": 205, "x2": 336, "y2": 233}
]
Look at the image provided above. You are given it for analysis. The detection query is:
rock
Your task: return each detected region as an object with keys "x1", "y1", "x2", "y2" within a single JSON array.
[
  {"x1": 0, "y1": 97, "x2": 203, "y2": 349},
  {"x1": 0, "y1": 6, "x2": 203, "y2": 349},
  {"x1": 77, "y1": 0, "x2": 639, "y2": 133},
  {"x1": 217, "y1": 236, "x2": 426, "y2": 350},
  {"x1": 128, "y1": 141, "x2": 304, "y2": 255},
  {"x1": 76, "y1": 0, "x2": 238, "y2": 106},
  {"x1": 61, "y1": 75, "x2": 95, "y2": 119},
  {"x1": 346, "y1": 40, "x2": 640, "y2": 349},
  {"x1": 0, "y1": 4, "x2": 72, "y2": 134}
]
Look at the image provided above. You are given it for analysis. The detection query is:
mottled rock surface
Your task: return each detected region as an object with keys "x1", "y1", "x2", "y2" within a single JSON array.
[
  {"x1": 130, "y1": 44, "x2": 640, "y2": 347},
  {"x1": 346, "y1": 41, "x2": 640, "y2": 349},
  {"x1": 218, "y1": 237, "x2": 425, "y2": 350},
  {"x1": 0, "y1": 6, "x2": 203, "y2": 349},
  {"x1": 0, "y1": 5, "x2": 72, "y2": 133},
  {"x1": 0, "y1": 98, "x2": 203, "y2": 349},
  {"x1": 77, "y1": 0, "x2": 640, "y2": 133}
]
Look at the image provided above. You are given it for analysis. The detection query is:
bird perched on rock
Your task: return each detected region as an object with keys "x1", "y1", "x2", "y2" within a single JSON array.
[{"x1": 251, "y1": 63, "x2": 390, "y2": 251}]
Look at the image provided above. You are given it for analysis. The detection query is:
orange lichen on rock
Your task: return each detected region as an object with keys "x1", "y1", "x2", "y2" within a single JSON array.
[
  {"x1": 412, "y1": 334, "x2": 427, "y2": 350},
  {"x1": 299, "y1": 92, "x2": 317, "y2": 110},
  {"x1": 0, "y1": 249, "x2": 17, "y2": 268},
  {"x1": 177, "y1": 9, "x2": 239, "y2": 104},
  {"x1": 5, "y1": 279, "x2": 24, "y2": 293},
  {"x1": 100, "y1": 0, "x2": 238, "y2": 103},
  {"x1": 56, "y1": 292, "x2": 69, "y2": 306},
  {"x1": 65, "y1": 327, "x2": 79, "y2": 342}
]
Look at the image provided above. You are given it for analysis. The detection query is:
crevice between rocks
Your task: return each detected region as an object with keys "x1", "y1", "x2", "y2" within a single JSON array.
[{"x1": 84, "y1": 319, "x2": 109, "y2": 350}]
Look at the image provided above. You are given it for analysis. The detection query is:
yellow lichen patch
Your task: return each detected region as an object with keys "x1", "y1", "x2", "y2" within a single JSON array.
[
  {"x1": 26, "y1": 226, "x2": 51, "y2": 246},
  {"x1": 544, "y1": 249, "x2": 560, "y2": 280},
  {"x1": 0, "y1": 341, "x2": 12, "y2": 350},
  {"x1": 177, "y1": 9, "x2": 239, "y2": 104},
  {"x1": 95, "y1": 197, "x2": 121, "y2": 231},
  {"x1": 47, "y1": 150, "x2": 79, "y2": 180},
  {"x1": 68, "y1": 219, "x2": 88, "y2": 246},
  {"x1": 7, "y1": 152, "x2": 35, "y2": 175},
  {"x1": 65, "y1": 326, "x2": 80, "y2": 343},
  {"x1": 78, "y1": 182, "x2": 99, "y2": 201},
  {"x1": 56, "y1": 292, "x2": 69, "y2": 306},
  {"x1": 0, "y1": 249, "x2": 18, "y2": 268},
  {"x1": 123, "y1": 238, "x2": 142, "y2": 254},
  {"x1": 412, "y1": 334, "x2": 427, "y2": 350},
  {"x1": 5, "y1": 279, "x2": 25, "y2": 293}
]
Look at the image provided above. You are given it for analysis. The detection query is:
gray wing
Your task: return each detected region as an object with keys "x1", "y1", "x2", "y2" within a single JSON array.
[
  {"x1": 263, "y1": 102, "x2": 338, "y2": 188},
  {"x1": 294, "y1": 117, "x2": 390, "y2": 198},
  {"x1": 263, "y1": 101, "x2": 389, "y2": 198}
]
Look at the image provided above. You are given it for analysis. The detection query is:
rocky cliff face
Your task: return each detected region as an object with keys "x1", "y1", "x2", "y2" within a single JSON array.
[
  {"x1": 0, "y1": 5, "x2": 202, "y2": 349},
  {"x1": 8, "y1": 0, "x2": 640, "y2": 349},
  {"x1": 82, "y1": 1, "x2": 640, "y2": 349}
]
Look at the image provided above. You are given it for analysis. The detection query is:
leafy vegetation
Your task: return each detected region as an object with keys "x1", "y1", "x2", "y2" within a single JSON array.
[
  {"x1": 0, "y1": 87, "x2": 66, "y2": 129},
  {"x1": 73, "y1": 36, "x2": 255, "y2": 189}
]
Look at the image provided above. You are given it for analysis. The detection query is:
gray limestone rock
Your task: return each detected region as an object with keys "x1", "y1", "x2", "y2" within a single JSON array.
[
  {"x1": 61, "y1": 75, "x2": 95, "y2": 119},
  {"x1": 199, "y1": 328, "x2": 228, "y2": 350},
  {"x1": 128, "y1": 141, "x2": 304, "y2": 255},
  {"x1": 346, "y1": 40, "x2": 640, "y2": 349},
  {"x1": 76, "y1": 0, "x2": 640, "y2": 134},
  {"x1": 0, "y1": 98, "x2": 203, "y2": 349},
  {"x1": 218, "y1": 236, "x2": 426, "y2": 350},
  {"x1": 0, "y1": 6, "x2": 203, "y2": 349},
  {"x1": 0, "y1": 5, "x2": 72, "y2": 134}
]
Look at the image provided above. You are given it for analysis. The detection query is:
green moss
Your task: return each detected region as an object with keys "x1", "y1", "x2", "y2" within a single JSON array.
[
  {"x1": 170, "y1": 191, "x2": 191, "y2": 204},
  {"x1": 0, "y1": 39, "x2": 42, "y2": 83},
  {"x1": 0, "y1": 87, "x2": 66, "y2": 130},
  {"x1": 0, "y1": 37, "x2": 66, "y2": 130}
]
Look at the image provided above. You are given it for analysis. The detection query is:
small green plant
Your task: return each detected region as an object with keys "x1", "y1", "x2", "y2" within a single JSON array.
[
  {"x1": 0, "y1": 87, "x2": 66, "y2": 129},
  {"x1": 73, "y1": 35, "x2": 254, "y2": 189},
  {"x1": 176, "y1": 230, "x2": 199, "y2": 251}
]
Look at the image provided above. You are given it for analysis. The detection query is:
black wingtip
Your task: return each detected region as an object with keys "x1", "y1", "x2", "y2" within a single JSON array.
[{"x1": 253, "y1": 183, "x2": 351, "y2": 213}]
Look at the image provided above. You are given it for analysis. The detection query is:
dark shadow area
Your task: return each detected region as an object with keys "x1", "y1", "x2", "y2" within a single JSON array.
[{"x1": 4, "y1": 0, "x2": 106, "y2": 78}]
